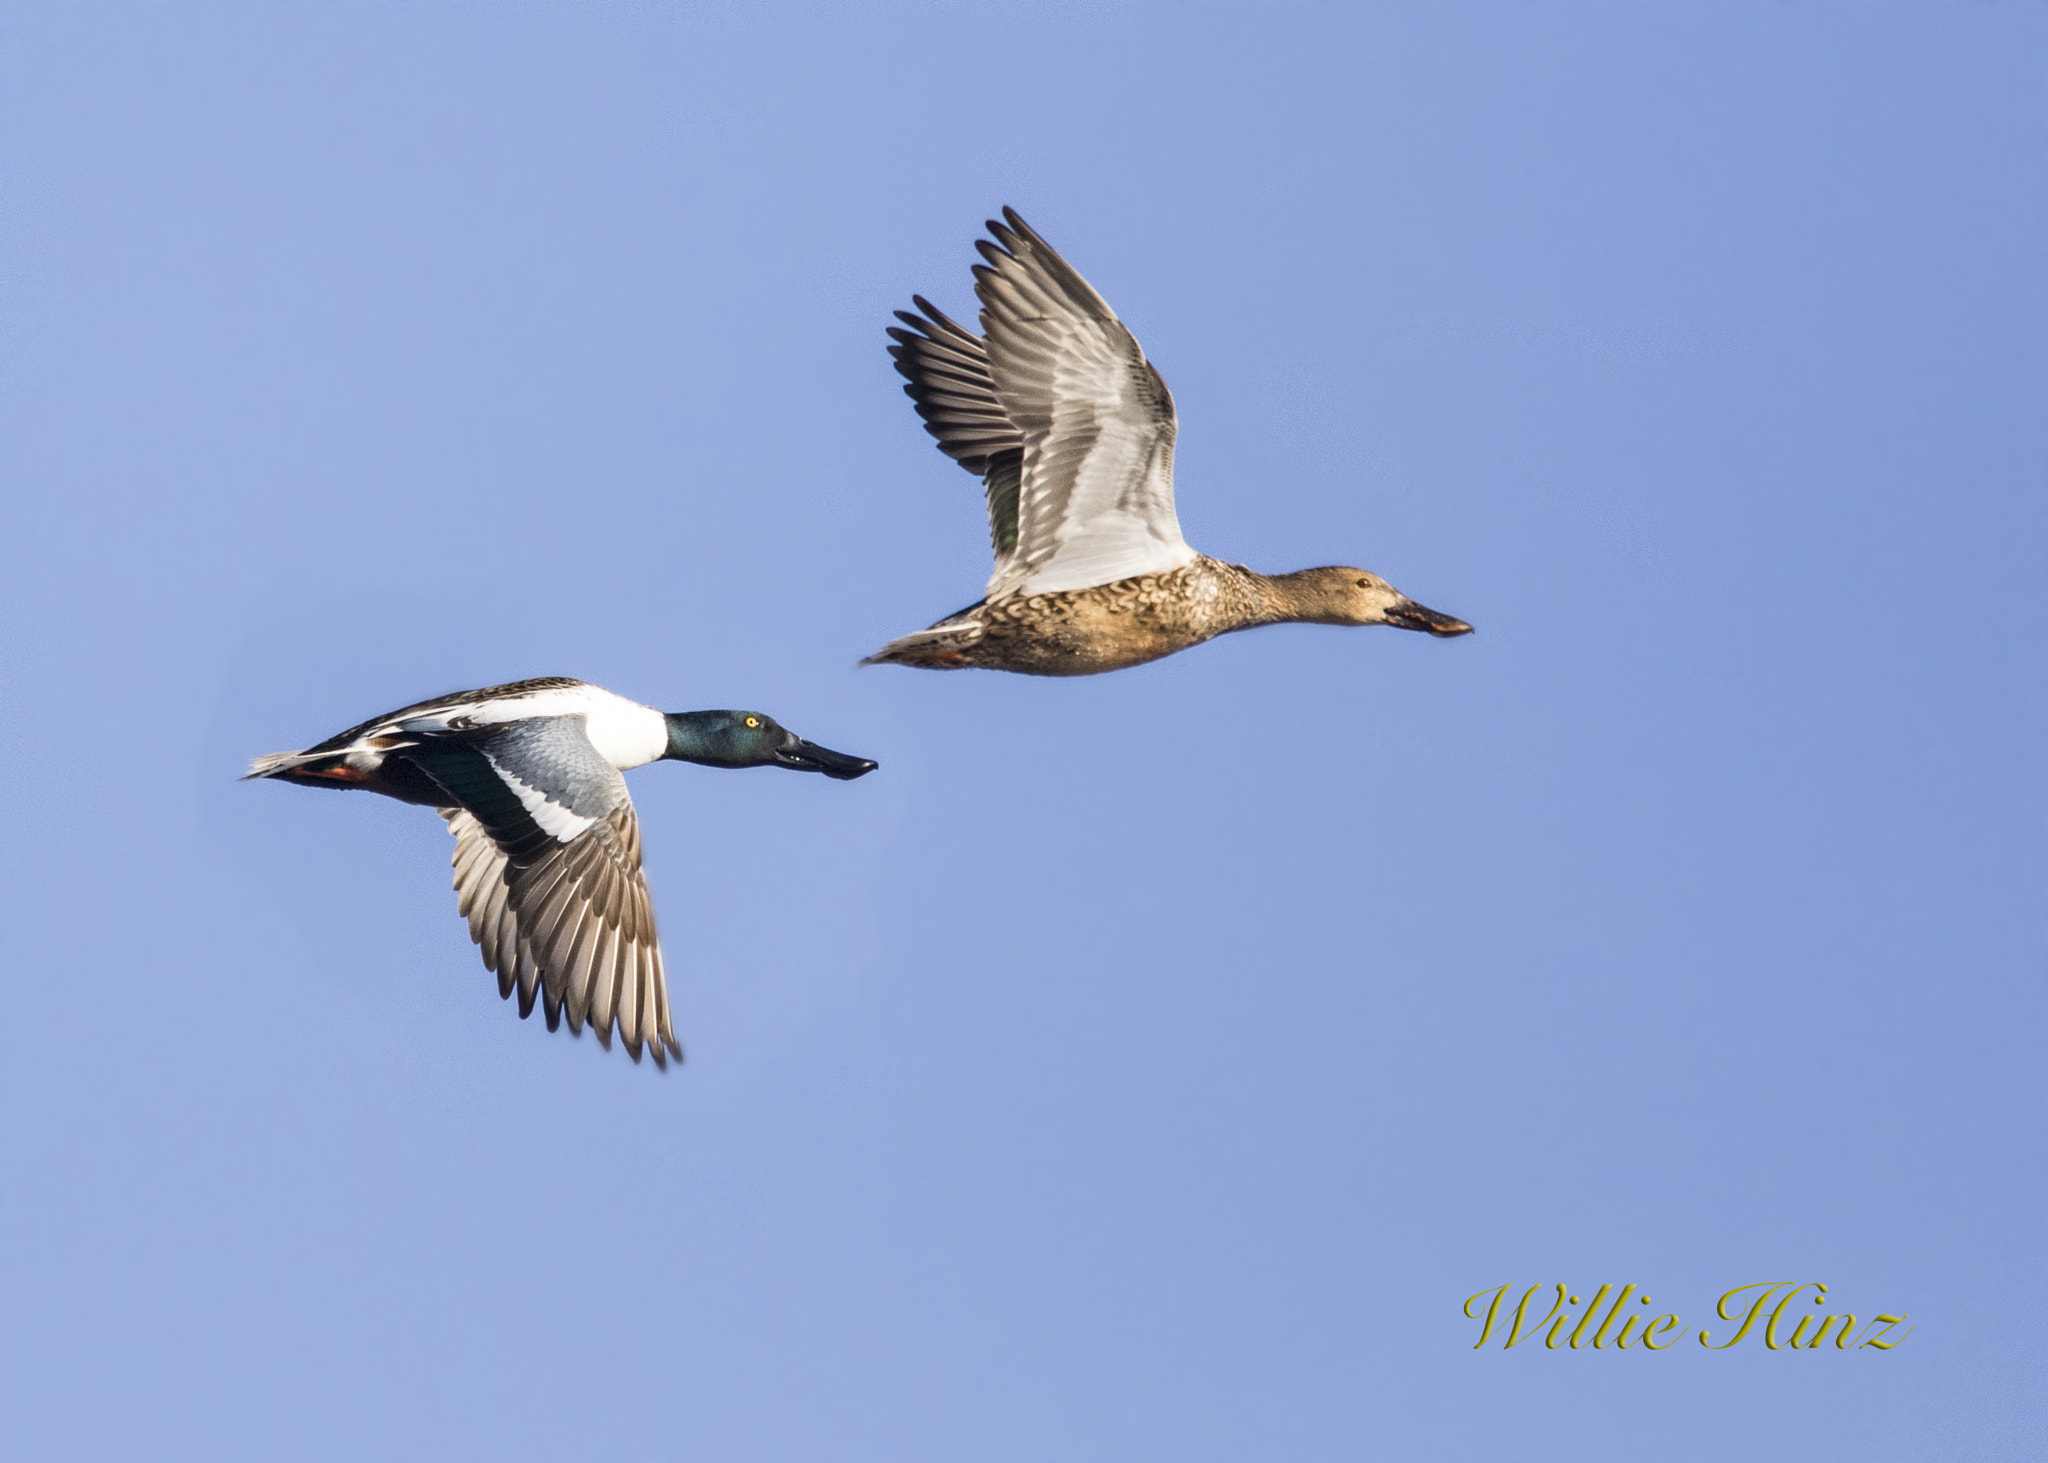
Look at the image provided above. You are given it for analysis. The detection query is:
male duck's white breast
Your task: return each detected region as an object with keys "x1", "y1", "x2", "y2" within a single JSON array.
[{"x1": 580, "y1": 689, "x2": 668, "y2": 769}]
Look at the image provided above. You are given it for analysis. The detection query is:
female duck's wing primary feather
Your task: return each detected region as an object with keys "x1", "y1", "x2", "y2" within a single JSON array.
[
  {"x1": 887, "y1": 298, "x2": 1026, "y2": 569},
  {"x1": 405, "y1": 716, "x2": 680, "y2": 1066},
  {"x1": 971, "y1": 208, "x2": 1196, "y2": 599}
]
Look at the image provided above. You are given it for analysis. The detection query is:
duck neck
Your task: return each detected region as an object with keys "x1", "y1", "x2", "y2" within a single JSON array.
[
  {"x1": 1240, "y1": 566, "x2": 1352, "y2": 627},
  {"x1": 662, "y1": 711, "x2": 743, "y2": 767}
]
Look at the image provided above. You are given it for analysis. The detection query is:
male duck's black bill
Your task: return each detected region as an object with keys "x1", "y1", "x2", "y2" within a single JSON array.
[
  {"x1": 1386, "y1": 598, "x2": 1474, "y2": 637},
  {"x1": 774, "y1": 735, "x2": 880, "y2": 780}
]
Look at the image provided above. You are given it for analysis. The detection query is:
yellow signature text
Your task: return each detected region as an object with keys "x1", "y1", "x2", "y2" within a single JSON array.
[{"x1": 1463, "y1": 1284, "x2": 1912, "y2": 1351}]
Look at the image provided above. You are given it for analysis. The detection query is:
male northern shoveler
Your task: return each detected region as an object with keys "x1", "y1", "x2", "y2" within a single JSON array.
[
  {"x1": 246, "y1": 677, "x2": 876, "y2": 1066},
  {"x1": 868, "y1": 209, "x2": 1473, "y2": 676}
]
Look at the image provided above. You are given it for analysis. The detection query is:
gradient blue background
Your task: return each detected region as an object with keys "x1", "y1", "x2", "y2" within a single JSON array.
[{"x1": 2, "y1": 3, "x2": 2040, "y2": 1458}]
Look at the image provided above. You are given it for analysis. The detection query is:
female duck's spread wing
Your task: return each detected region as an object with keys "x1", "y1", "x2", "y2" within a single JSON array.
[
  {"x1": 887, "y1": 298, "x2": 1026, "y2": 572},
  {"x1": 403, "y1": 717, "x2": 680, "y2": 1066},
  {"x1": 972, "y1": 209, "x2": 1195, "y2": 599}
]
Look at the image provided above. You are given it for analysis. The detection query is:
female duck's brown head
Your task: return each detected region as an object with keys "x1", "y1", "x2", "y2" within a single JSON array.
[{"x1": 1261, "y1": 567, "x2": 1475, "y2": 636}]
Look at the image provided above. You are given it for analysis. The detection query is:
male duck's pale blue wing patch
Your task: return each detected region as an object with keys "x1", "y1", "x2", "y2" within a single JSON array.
[
  {"x1": 972, "y1": 209, "x2": 1196, "y2": 599},
  {"x1": 405, "y1": 718, "x2": 680, "y2": 1066},
  {"x1": 888, "y1": 297, "x2": 1026, "y2": 568}
]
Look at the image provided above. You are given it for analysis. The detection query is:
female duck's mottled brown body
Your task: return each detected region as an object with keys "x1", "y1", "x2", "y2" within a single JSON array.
[
  {"x1": 872, "y1": 557, "x2": 1467, "y2": 676},
  {"x1": 874, "y1": 558, "x2": 1262, "y2": 675},
  {"x1": 869, "y1": 209, "x2": 1472, "y2": 677}
]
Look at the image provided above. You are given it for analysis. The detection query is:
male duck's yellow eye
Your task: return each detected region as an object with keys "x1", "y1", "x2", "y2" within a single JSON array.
[{"x1": 745, "y1": 716, "x2": 760, "y2": 728}]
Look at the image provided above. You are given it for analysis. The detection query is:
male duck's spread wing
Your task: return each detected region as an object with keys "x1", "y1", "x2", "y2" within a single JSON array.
[
  {"x1": 402, "y1": 717, "x2": 680, "y2": 1066},
  {"x1": 971, "y1": 209, "x2": 1195, "y2": 599},
  {"x1": 887, "y1": 298, "x2": 1026, "y2": 571}
]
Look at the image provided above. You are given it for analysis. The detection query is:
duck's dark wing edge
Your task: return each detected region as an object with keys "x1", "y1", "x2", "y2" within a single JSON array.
[
  {"x1": 302, "y1": 677, "x2": 586, "y2": 755},
  {"x1": 887, "y1": 296, "x2": 1024, "y2": 563},
  {"x1": 405, "y1": 736, "x2": 680, "y2": 1067}
]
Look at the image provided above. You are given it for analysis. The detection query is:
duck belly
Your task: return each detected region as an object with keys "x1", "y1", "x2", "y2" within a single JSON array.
[
  {"x1": 257, "y1": 744, "x2": 454, "y2": 805},
  {"x1": 972, "y1": 582, "x2": 1216, "y2": 675}
]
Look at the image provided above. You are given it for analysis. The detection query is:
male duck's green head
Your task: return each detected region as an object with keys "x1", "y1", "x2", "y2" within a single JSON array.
[{"x1": 662, "y1": 711, "x2": 878, "y2": 781}]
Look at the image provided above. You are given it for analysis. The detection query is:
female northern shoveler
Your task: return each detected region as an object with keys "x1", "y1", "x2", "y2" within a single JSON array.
[{"x1": 867, "y1": 209, "x2": 1473, "y2": 676}]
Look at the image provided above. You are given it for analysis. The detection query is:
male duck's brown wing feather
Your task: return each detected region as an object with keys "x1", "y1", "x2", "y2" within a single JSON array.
[
  {"x1": 404, "y1": 722, "x2": 680, "y2": 1066},
  {"x1": 443, "y1": 805, "x2": 676, "y2": 1066}
]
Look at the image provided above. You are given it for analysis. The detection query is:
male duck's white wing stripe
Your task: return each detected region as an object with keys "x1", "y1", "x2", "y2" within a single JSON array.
[
  {"x1": 973, "y1": 208, "x2": 1195, "y2": 599},
  {"x1": 490, "y1": 757, "x2": 599, "y2": 843}
]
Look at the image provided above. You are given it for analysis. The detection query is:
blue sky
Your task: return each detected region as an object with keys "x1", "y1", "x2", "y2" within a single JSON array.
[{"x1": 1, "y1": 3, "x2": 2041, "y2": 1459}]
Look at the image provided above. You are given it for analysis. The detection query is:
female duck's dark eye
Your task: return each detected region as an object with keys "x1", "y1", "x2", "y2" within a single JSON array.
[{"x1": 1357, "y1": 579, "x2": 1371, "y2": 588}]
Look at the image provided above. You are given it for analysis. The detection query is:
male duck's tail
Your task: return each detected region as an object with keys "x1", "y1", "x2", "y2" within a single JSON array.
[
  {"x1": 242, "y1": 747, "x2": 368, "y2": 784},
  {"x1": 244, "y1": 748, "x2": 316, "y2": 779}
]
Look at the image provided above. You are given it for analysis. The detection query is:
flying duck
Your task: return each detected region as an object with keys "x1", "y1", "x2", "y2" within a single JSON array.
[
  {"x1": 246, "y1": 678, "x2": 877, "y2": 1066},
  {"x1": 867, "y1": 209, "x2": 1474, "y2": 676}
]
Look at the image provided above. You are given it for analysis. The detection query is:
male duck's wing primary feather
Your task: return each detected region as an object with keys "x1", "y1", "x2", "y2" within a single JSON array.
[
  {"x1": 404, "y1": 717, "x2": 680, "y2": 1066},
  {"x1": 441, "y1": 805, "x2": 675, "y2": 1065},
  {"x1": 972, "y1": 208, "x2": 1195, "y2": 599},
  {"x1": 887, "y1": 297, "x2": 1026, "y2": 569}
]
